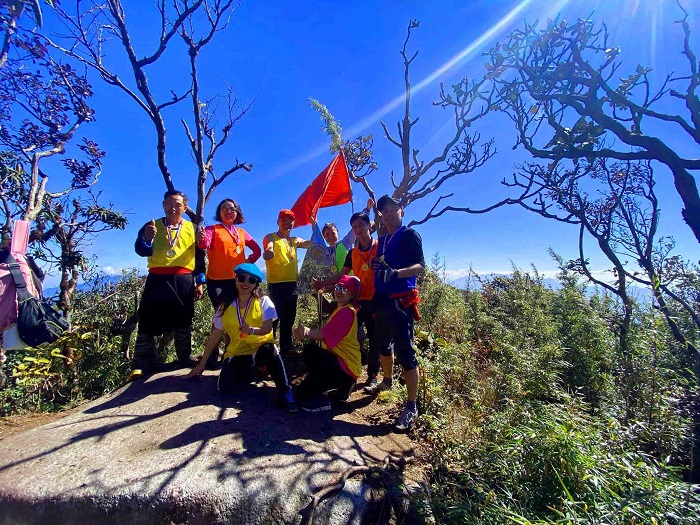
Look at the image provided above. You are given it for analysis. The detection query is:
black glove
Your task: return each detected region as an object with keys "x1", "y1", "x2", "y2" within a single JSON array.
[
  {"x1": 370, "y1": 257, "x2": 384, "y2": 271},
  {"x1": 378, "y1": 265, "x2": 398, "y2": 283}
]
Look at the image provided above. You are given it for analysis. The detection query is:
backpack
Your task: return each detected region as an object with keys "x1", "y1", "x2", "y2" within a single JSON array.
[{"x1": 4, "y1": 252, "x2": 68, "y2": 347}]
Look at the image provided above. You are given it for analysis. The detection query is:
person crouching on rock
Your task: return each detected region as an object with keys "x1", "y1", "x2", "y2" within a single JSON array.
[
  {"x1": 186, "y1": 263, "x2": 297, "y2": 412},
  {"x1": 293, "y1": 275, "x2": 362, "y2": 412}
]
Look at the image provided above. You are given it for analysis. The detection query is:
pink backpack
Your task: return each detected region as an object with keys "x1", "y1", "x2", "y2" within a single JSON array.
[{"x1": 1, "y1": 220, "x2": 43, "y2": 350}]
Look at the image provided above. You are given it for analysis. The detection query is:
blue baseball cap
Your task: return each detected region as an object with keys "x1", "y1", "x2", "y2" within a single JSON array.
[{"x1": 234, "y1": 263, "x2": 263, "y2": 282}]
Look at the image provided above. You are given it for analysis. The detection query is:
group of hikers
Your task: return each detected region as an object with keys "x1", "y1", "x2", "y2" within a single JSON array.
[{"x1": 131, "y1": 190, "x2": 425, "y2": 431}]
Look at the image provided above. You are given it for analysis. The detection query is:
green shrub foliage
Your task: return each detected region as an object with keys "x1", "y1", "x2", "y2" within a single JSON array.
[
  {"x1": 418, "y1": 268, "x2": 699, "y2": 523},
  {"x1": 1, "y1": 270, "x2": 214, "y2": 415}
]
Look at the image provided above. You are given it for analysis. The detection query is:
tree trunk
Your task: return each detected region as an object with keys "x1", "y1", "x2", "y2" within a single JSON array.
[
  {"x1": 58, "y1": 264, "x2": 79, "y2": 322},
  {"x1": 670, "y1": 164, "x2": 700, "y2": 244}
]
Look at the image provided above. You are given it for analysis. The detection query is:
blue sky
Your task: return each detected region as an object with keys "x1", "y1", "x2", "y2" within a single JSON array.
[{"x1": 38, "y1": 0, "x2": 700, "y2": 286}]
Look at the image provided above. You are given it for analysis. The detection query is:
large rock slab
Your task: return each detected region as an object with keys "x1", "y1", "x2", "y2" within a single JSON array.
[{"x1": 0, "y1": 371, "x2": 413, "y2": 524}]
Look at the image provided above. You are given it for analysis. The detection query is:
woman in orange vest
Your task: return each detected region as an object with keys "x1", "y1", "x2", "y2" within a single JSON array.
[{"x1": 196, "y1": 199, "x2": 261, "y2": 308}]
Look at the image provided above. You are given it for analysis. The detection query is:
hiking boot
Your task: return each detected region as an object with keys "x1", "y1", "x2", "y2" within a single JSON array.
[
  {"x1": 280, "y1": 389, "x2": 298, "y2": 413},
  {"x1": 362, "y1": 376, "x2": 379, "y2": 393},
  {"x1": 394, "y1": 406, "x2": 418, "y2": 432},
  {"x1": 364, "y1": 379, "x2": 392, "y2": 395},
  {"x1": 127, "y1": 369, "x2": 144, "y2": 382},
  {"x1": 300, "y1": 396, "x2": 331, "y2": 413}
]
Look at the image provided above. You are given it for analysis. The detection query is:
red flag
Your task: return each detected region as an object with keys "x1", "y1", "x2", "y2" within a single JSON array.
[{"x1": 290, "y1": 150, "x2": 352, "y2": 227}]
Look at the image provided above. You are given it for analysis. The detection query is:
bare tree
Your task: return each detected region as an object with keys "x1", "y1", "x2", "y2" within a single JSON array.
[
  {"x1": 511, "y1": 159, "x2": 699, "y2": 385},
  {"x1": 381, "y1": 20, "x2": 496, "y2": 226},
  {"x1": 484, "y1": 5, "x2": 700, "y2": 243},
  {"x1": 45, "y1": 0, "x2": 253, "y2": 222},
  {"x1": 33, "y1": 190, "x2": 127, "y2": 317}
]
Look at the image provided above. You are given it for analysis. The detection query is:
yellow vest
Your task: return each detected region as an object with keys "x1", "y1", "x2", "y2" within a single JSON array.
[
  {"x1": 322, "y1": 306, "x2": 362, "y2": 378},
  {"x1": 148, "y1": 219, "x2": 196, "y2": 270},
  {"x1": 221, "y1": 296, "x2": 275, "y2": 357},
  {"x1": 265, "y1": 233, "x2": 298, "y2": 283}
]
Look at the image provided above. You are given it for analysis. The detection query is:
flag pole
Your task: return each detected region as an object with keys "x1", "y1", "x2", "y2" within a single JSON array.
[{"x1": 317, "y1": 291, "x2": 324, "y2": 328}]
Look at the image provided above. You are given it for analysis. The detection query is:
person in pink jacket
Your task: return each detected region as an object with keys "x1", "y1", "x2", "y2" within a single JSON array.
[
  {"x1": 196, "y1": 198, "x2": 261, "y2": 308},
  {"x1": 196, "y1": 198, "x2": 261, "y2": 368}
]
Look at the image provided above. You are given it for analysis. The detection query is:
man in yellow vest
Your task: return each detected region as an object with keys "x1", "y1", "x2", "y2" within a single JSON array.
[
  {"x1": 129, "y1": 190, "x2": 205, "y2": 380},
  {"x1": 263, "y1": 209, "x2": 310, "y2": 356}
]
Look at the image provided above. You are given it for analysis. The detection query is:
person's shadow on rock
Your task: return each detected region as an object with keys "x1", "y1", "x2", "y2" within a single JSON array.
[{"x1": 159, "y1": 372, "x2": 395, "y2": 464}]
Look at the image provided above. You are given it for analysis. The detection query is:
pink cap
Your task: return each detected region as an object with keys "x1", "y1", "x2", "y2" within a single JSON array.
[{"x1": 337, "y1": 275, "x2": 361, "y2": 308}]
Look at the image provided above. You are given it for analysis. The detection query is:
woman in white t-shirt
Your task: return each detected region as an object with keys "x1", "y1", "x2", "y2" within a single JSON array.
[{"x1": 187, "y1": 263, "x2": 296, "y2": 411}]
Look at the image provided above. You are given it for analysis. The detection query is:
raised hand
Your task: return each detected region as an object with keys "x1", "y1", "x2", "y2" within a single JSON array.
[
  {"x1": 144, "y1": 219, "x2": 157, "y2": 243},
  {"x1": 370, "y1": 256, "x2": 384, "y2": 271},
  {"x1": 240, "y1": 322, "x2": 254, "y2": 336},
  {"x1": 311, "y1": 277, "x2": 324, "y2": 292},
  {"x1": 195, "y1": 225, "x2": 205, "y2": 243},
  {"x1": 293, "y1": 323, "x2": 306, "y2": 340}
]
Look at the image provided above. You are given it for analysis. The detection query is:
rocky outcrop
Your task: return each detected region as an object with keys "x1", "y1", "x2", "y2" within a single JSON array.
[{"x1": 0, "y1": 371, "x2": 414, "y2": 524}]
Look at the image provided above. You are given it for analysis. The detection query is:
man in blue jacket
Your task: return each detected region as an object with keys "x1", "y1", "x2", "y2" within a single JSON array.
[{"x1": 366, "y1": 195, "x2": 425, "y2": 432}]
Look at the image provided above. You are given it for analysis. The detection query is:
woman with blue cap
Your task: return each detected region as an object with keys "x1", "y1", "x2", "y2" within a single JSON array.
[{"x1": 187, "y1": 262, "x2": 296, "y2": 411}]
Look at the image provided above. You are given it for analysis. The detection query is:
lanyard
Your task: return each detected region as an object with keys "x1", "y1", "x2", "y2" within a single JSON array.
[
  {"x1": 382, "y1": 226, "x2": 405, "y2": 255},
  {"x1": 357, "y1": 239, "x2": 376, "y2": 271},
  {"x1": 234, "y1": 295, "x2": 254, "y2": 340},
  {"x1": 223, "y1": 223, "x2": 240, "y2": 245},
  {"x1": 165, "y1": 220, "x2": 183, "y2": 256},
  {"x1": 277, "y1": 231, "x2": 293, "y2": 257}
]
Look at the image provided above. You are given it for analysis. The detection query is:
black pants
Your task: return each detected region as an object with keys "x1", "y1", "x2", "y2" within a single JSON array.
[
  {"x1": 218, "y1": 343, "x2": 290, "y2": 396},
  {"x1": 133, "y1": 273, "x2": 194, "y2": 372},
  {"x1": 374, "y1": 295, "x2": 418, "y2": 371},
  {"x1": 206, "y1": 278, "x2": 236, "y2": 309},
  {"x1": 296, "y1": 343, "x2": 355, "y2": 401},
  {"x1": 205, "y1": 278, "x2": 236, "y2": 366},
  {"x1": 267, "y1": 281, "x2": 298, "y2": 354},
  {"x1": 357, "y1": 300, "x2": 380, "y2": 379}
]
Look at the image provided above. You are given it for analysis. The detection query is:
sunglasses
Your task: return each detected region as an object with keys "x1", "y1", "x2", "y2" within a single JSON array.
[
  {"x1": 236, "y1": 274, "x2": 260, "y2": 285},
  {"x1": 221, "y1": 206, "x2": 238, "y2": 213},
  {"x1": 334, "y1": 284, "x2": 349, "y2": 293}
]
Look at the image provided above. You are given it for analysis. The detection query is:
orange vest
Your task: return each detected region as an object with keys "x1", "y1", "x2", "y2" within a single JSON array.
[
  {"x1": 351, "y1": 240, "x2": 377, "y2": 301},
  {"x1": 206, "y1": 224, "x2": 247, "y2": 280}
]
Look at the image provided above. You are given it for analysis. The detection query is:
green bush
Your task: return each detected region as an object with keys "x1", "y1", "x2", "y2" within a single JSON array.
[
  {"x1": 418, "y1": 255, "x2": 469, "y2": 342},
  {"x1": 418, "y1": 268, "x2": 699, "y2": 523}
]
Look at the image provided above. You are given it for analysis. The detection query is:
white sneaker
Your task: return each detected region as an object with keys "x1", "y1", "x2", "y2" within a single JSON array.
[
  {"x1": 364, "y1": 379, "x2": 392, "y2": 395},
  {"x1": 394, "y1": 406, "x2": 417, "y2": 432}
]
